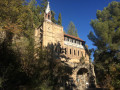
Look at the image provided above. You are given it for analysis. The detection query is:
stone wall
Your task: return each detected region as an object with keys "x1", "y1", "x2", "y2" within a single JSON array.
[
  {"x1": 42, "y1": 21, "x2": 64, "y2": 47},
  {"x1": 63, "y1": 45, "x2": 89, "y2": 63}
]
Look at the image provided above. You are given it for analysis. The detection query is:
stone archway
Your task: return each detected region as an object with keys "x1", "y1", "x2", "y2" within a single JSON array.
[
  {"x1": 77, "y1": 68, "x2": 88, "y2": 74},
  {"x1": 76, "y1": 68, "x2": 89, "y2": 89},
  {"x1": 71, "y1": 64, "x2": 90, "y2": 90}
]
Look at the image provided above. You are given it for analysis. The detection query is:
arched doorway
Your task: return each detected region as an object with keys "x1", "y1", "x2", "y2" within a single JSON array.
[{"x1": 76, "y1": 68, "x2": 89, "y2": 89}]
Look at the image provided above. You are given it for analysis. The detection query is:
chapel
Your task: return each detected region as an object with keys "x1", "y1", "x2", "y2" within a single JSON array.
[{"x1": 35, "y1": 2, "x2": 96, "y2": 89}]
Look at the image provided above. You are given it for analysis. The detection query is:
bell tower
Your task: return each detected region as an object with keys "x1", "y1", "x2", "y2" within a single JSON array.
[{"x1": 44, "y1": 2, "x2": 51, "y2": 22}]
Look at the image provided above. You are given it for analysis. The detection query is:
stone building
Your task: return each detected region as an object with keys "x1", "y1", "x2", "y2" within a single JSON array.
[{"x1": 35, "y1": 2, "x2": 96, "y2": 90}]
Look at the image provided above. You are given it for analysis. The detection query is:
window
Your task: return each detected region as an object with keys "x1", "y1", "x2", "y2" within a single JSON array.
[
  {"x1": 82, "y1": 42, "x2": 85, "y2": 45},
  {"x1": 79, "y1": 41, "x2": 81, "y2": 45},
  {"x1": 70, "y1": 49, "x2": 71, "y2": 54},
  {"x1": 74, "y1": 50, "x2": 75, "y2": 55},
  {"x1": 70, "y1": 39, "x2": 72, "y2": 42},
  {"x1": 78, "y1": 51, "x2": 79, "y2": 56},
  {"x1": 76, "y1": 41, "x2": 79, "y2": 44},
  {"x1": 72, "y1": 39, "x2": 73, "y2": 43},
  {"x1": 81, "y1": 52, "x2": 83, "y2": 57},
  {"x1": 73, "y1": 40, "x2": 75, "y2": 43},
  {"x1": 76, "y1": 41, "x2": 78, "y2": 44},
  {"x1": 67, "y1": 38, "x2": 69, "y2": 41},
  {"x1": 69, "y1": 38, "x2": 71, "y2": 42},
  {"x1": 48, "y1": 15, "x2": 50, "y2": 19},
  {"x1": 65, "y1": 48, "x2": 66, "y2": 54},
  {"x1": 75, "y1": 40, "x2": 76, "y2": 43}
]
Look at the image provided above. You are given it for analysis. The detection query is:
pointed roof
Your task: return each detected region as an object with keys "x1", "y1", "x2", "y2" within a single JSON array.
[{"x1": 45, "y1": 2, "x2": 51, "y2": 14}]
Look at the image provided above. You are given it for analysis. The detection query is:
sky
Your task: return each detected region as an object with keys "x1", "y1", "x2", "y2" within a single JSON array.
[{"x1": 37, "y1": 0, "x2": 120, "y2": 60}]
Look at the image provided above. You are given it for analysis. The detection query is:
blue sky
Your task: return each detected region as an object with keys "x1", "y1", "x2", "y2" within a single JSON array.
[{"x1": 37, "y1": 0, "x2": 120, "y2": 60}]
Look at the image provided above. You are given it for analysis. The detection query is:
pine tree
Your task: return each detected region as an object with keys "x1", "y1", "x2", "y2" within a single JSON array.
[
  {"x1": 58, "y1": 13, "x2": 62, "y2": 25},
  {"x1": 51, "y1": 10, "x2": 57, "y2": 23},
  {"x1": 88, "y1": 1, "x2": 120, "y2": 89},
  {"x1": 40, "y1": 0, "x2": 48, "y2": 13},
  {"x1": 67, "y1": 21, "x2": 78, "y2": 37},
  {"x1": 28, "y1": 0, "x2": 43, "y2": 28}
]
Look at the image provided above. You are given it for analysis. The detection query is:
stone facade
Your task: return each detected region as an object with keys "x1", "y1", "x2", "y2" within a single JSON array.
[
  {"x1": 63, "y1": 34, "x2": 89, "y2": 64},
  {"x1": 34, "y1": 2, "x2": 96, "y2": 90},
  {"x1": 42, "y1": 21, "x2": 64, "y2": 47}
]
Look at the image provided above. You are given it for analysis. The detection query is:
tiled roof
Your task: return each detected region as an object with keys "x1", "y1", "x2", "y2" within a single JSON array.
[{"x1": 64, "y1": 33, "x2": 85, "y2": 42}]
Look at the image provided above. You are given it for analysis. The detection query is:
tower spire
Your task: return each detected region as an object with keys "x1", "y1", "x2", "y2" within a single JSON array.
[
  {"x1": 45, "y1": 1, "x2": 51, "y2": 14},
  {"x1": 44, "y1": 1, "x2": 51, "y2": 22}
]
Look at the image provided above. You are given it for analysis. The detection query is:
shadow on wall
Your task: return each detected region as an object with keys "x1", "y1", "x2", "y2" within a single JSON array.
[
  {"x1": 44, "y1": 43, "x2": 96, "y2": 89},
  {"x1": 35, "y1": 42, "x2": 77, "y2": 90}
]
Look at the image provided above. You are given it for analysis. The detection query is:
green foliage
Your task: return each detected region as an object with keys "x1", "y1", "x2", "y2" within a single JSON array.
[
  {"x1": 58, "y1": 13, "x2": 62, "y2": 25},
  {"x1": 0, "y1": 0, "x2": 70, "y2": 89},
  {"x1": 40, "y1": 0, "x2": 48, "y2": 13},
  {"x1": 28, "y1": 0, "x2": 43, "y2": 28},
  {"x1": 0, "y1": 41, "x2": 30, "y2": 90},
  {"x1": 88, "y1": 1, "x2": 120, "y2": 89},
  {"x1": 0, "y1": 0, "x2": 25, "y2": 33},
  {"x1": 51, "y1": 12, "x2": 62, "y2": 26},
  {"x1": 33, "y1": 43, "x2": 72, "y2": 89},
  {"x1": 67, "y1": 21, "x2": 79, "y2": 37},
  {"x1": 51, "y1": 10, "x2": 57, "y2": 24}
]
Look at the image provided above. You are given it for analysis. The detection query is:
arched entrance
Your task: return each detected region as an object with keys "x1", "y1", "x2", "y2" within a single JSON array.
[{"x1": 76, "y1": 68, "x2": 89, "y2": 89}]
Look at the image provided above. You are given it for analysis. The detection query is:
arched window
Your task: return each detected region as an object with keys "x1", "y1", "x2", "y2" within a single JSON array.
[
  {"x1": 70, "y1": 49, "x2": 71, "y2": 54},
  {"x1": 65, "y1": 48, "x2": 66, "y2": 54},
  {"x1": 48, "y1": 14, "x2": 50, "y2": 19},
  {"x1": 74, "y1": 50, "x2": 75, "y2": 55}
]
